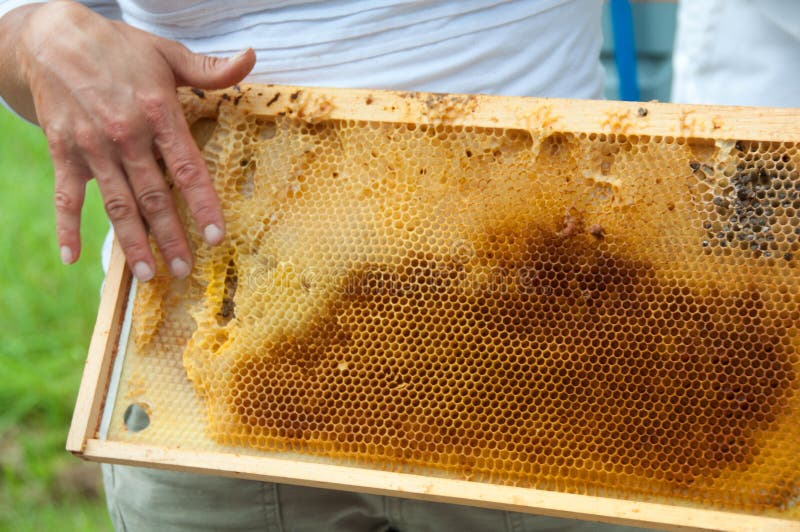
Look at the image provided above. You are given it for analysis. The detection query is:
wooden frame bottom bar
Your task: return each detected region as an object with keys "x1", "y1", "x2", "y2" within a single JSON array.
[{"x1": 78, "y1": 439, "x2": 797, "y2": 532}]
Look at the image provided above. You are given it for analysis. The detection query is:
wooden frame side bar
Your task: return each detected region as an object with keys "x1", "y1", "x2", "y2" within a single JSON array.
[
  {"x1": 66, "y1": 240, "x2": 131, "y2": 453},
  {"x1": 81, "y1": 439, "x2": 798, "y2": 532}
]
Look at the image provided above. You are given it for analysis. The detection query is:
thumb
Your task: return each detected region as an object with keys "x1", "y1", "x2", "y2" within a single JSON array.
[{"x1": 159, "y1": 42, "x2": 256, "y2": 89}]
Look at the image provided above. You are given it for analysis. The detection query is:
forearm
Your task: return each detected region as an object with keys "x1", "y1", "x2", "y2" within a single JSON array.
[{"x1": 0, "y1": 3, "x2": 43, "y2": 123}]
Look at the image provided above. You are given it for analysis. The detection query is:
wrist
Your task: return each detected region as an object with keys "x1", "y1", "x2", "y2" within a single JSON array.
[{"x1": 0, "y1": 3, "x2": 45, "y2": 121}]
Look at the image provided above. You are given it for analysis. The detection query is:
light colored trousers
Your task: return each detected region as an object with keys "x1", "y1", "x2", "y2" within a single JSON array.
[{"x1": 102, "y1": 464, "x2": 650, "y2": 532}]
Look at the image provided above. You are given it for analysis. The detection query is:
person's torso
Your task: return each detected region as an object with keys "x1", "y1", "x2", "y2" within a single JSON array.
[{"x1": 115, "y1": 0, "x2": 605, "y2": 98}]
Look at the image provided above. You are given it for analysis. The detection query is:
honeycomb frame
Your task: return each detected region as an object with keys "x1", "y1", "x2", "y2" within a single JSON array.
[{"x1": 68, "y1": 85, "x2": 800, "y2": 531}]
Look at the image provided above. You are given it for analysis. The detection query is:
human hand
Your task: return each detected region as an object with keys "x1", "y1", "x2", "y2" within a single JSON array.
[{"x1": 12, "y1": 1, "x2": 255, "y2": 281}]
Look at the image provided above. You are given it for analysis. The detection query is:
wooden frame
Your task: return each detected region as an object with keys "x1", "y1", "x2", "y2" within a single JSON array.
[
  {"x1": 66, "y1": 240, "x2": 130, "y2": 454},
  {"x1": 68, "y1": 85, "x2": 800, "y2": 532},
  {"x1": 173, "y1": 85, "x2": 800, "y2": 143}
]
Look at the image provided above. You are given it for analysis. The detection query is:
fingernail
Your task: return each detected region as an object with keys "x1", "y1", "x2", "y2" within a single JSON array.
[
  {"x1": 133, "y1": 261, "x2": 154, "y2": 282},
  {"x1": 204, "y1": 224, "x2": 224, "y2": 245},
  {"x1": 229, "y1": 48, "x2": 250, "y2": 61},
  {"x1": 60, "y1": 246, "x2": 74, "y2": 265},
  {"x1": 170, "y1": 257, "x2": 191, "y2": 279}
]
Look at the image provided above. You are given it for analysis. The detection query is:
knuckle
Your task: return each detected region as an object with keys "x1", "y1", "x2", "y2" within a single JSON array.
[
  {"x1": 117, "y1": 237, "x2": 149, "y2": 259},
  {"x1": 155, "y1": 233, "x2": 186, "y2": 255},
  {"x1": 44, "y1": 120, "x2": 66, "y2": 140},
  {"x1": 137, "y1": 187, "x2": 171, "y2": 217},
  {"x1": 171, "y1": 159, "x2": 204, "y2": 189},
  {"x1": 104, "y1": 195, "x2": 136, "y2": 221},
  {"x1": 73, "y1": 123, "x2": 101, "y2": 153},
  {"x1": 102, "y1": 116, "x2": 137, "y2": 147},
  {"x1": 44, "y1": 123, "x2": 70, "y2": 153},
  {"x1": 54, "y1": 189, "x2": 81, "y2": 214},
  {"x1": 138, "y1": 93, "x2": 170, "y2": 126},
  {"x1": 201, "y1": 54, "x2": 222, "y2": 76}
]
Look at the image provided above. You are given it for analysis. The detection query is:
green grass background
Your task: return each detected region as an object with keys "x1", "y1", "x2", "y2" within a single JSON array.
[{"x1": 0, "y1": 107, "x2": 111, "y2": 530}]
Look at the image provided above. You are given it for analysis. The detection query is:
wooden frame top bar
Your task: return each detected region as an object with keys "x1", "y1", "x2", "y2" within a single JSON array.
[{"x1": 180, "y1": 84, "x2": 800, "y2": 143}]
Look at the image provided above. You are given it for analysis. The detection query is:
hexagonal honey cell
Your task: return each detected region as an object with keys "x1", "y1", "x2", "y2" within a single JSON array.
[{"x1": 120, "y1": 87, "x2": 800, "y2": 519}]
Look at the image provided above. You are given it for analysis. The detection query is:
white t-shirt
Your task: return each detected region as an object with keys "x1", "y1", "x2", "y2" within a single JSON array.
[
  {"x1": 2, "y1": 0, "x2": 603, "y2": 98},
  {"x1": 672, "y1": 0, "x2": 800, "y2": 107}
]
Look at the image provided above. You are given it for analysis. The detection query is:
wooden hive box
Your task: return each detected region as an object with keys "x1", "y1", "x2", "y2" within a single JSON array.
[{"x1": 69, "y1": 85, "x2": 800, "y2": 531}]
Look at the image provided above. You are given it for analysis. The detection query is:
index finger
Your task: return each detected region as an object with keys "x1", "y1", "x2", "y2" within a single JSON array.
[{"x1": 146, "y1": 96, "x2": 225, "y2": 246}]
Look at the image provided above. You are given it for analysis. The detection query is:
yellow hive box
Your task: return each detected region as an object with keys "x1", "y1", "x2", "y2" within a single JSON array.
[{"x1": 69, "y1": 85, "x2": 800, "y2": 531}]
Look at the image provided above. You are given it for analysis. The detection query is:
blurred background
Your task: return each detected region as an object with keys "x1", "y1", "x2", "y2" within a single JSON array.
[
  {"x1": 0, "y1": 109, "x2": 110, "y2": 529},
  {"x1": 601, "y1": 0, "x2": 676, "y2": 102},
  {"x1": 0, "y1": 2, "x2": 677, "y2": 530}
]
